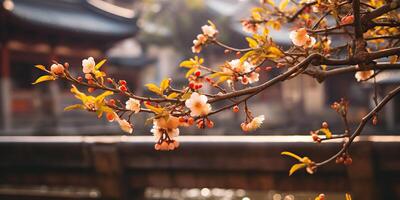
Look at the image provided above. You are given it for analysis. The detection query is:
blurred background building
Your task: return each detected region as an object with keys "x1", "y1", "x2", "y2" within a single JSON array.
[
  {"x1": 0, "y1": 1, "x2": 399, "y2": 200},
  {"x1": 0, "y1": 0, "x2": 399, "y2": 136}
]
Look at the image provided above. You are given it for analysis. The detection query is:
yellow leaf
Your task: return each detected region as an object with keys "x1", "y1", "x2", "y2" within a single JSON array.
[
  {"x1": 181, "y1": 92, "x2": 192, "y2": 100},
  {"x1": 167, "y1": 92, "x2": 179, "y2": 99},
  {"x1": 198, "y1": 57, "x2": 204, "y2": 64},
  {"x1": 268, "y1": 46, "x2": 284, "y2": 57},
  {"x1": 252, "y1": 11, "x2": 262, "y2": 21},
  {"x1": 240, "y1": 50, "x2": 256, "y2": 63},
  {"x1": 34, "y1": 64, "x2": 47, "y2": 71},
  {"x1": 289, "y1": 163, "x2": 307, "y2": 176},
  {"x1": 281, "y1": 151, "x2": 303, "y2": 162},
  {"x1": 95, "y1": 91, "x2": 114, "y2": 104},
  {"x1": 144, "y1": 104, "x2": 164, "y2": 114},
  {"x1": 321, "y1": 65, "x2": 327, "y2": 71},
  {"x1": 95, "y1": 59, "x2": 107, "y2": 70},
  {"x1": 279, "y1": 0, "x2": 289, "y2": 11},
  {"x1": 145, "y1": 83, "x2": 162, "y2": 95},
  {"x1": 186, "y1": 67, "x2": 197, "y2": 78},
  {"x1": 345, "y1": 193, "x2": 352, "y2": 200},
  {"x1": 160, "y1": 78, "x2": 170, "y2": 92},
  {"x1": 266, "y1": 0, "x2": 274, "y2": 6},
  {"x1": 32, "y1": 75, "x2": 56, "y2": 84},
  {"x1": 216, "y1": 76, "x2": 230, "y2": 84},
  {"x1": 180, "y1": 60, "x2": 194, "y2": 68},
  {"x1": 246, "y1": 37, "x2": 258, "y2": 49},
  {"x1": 64, "y1": 104, "x2": 85, "y2": 111},
  {"x1": 319, "y1": 128, "x2": 332, "y2": 139},
  {"x1": 208, "y1": 20, "x2": 216, "y2": 28},
  {"x1": 263, "y1": 28, "x2": 269, "y2": 36}
]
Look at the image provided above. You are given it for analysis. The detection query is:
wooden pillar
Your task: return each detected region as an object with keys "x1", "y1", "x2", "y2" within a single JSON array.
[
  {"x1": 91, "y1": 143, "x2": 134, "y2": 200},
  {"x1": 35, "y1": 48, "x2": 61, "y2": 134},
  {"x1": 0, "y1": 42, "x2": 11, "y2": 131},
  {"x1": 347, "y1": 141, "x2": 378, "y2": 200}
]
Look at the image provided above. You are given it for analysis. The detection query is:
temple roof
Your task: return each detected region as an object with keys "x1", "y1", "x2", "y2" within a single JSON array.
[{"x1": 1, "y1": 0, "x2": 139, "y2": 41}]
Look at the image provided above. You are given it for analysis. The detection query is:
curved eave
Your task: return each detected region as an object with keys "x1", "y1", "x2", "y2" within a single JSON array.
[{"x1": 2, "y1": 0, "x2": 139, "y2": 40}]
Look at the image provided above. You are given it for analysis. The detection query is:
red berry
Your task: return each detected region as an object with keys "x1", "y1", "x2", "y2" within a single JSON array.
[
  {"x1": 265, "y1": 66, "x2": 272, "y2": 71},
  {"x1": 108, "y1": 99, "x2": 116, "y2": 106},
  {"x1": 187, "y1": 117, "x2": 194, "y2": 125},
  {"x1": 160, "y1": 141, "x2": 169, "y2": 151},
  {"x1": 195, "y1": 84, "x2": 202, "y2": 89},
  {"x1": 168, "y1": 142, "x2": 175, "y2": 150},
  {"x1": 88, "y1": 87, "x2": 95, "y2": 93},
  {"x1": 179, "y1": 117, "x2": 186, "y2": 123},
  {"x1": 344, "y1": 157, "x2": 353, "y2": 166},
  {"x1": 233, "y1": 105, "x2": 239, "y2": 113},
  {"x1": 106, "y1": 112, "x2": 115, "y2": 122},
  {"x1": 197, "y1": 120, "x2": 205, "y2": 129},
  {"x1": 119, "y1": 80, "x2": 127, "y2": 85},
  {"x1": 107, "y1": 78, "x2": 113, "y2": 83},
  {"x1": 77, "y1": 77, "x2": 83, "y2": 82},
  {"x1": 206, "y1": 120, "x2": 214, "y2": 128},
  {"x1": 173, "y1": 140, "x2": 180, "y2": 148},
  {"x1": 154, "y1": 143, "x2": 161, "y2": 150},
  {"x1": 194, "y1": 70, "x2": 201, "y2": 77},
  {"x1": 312, "y1": 134, "x2": 319, "y2": 142},
  {"x1": 224, "y1": 49, "x2": 230, "y2": 54},
  {"x1": 119, "y1": 85, "x2": 127, "y2": 92},
  {"x1": 236, "y1": 52, "x2": 241, "y2": 57},
  {"x1": 189, "y1": 82, "x2": 195, "y2": 89},
  {"x1": 145, "y1": 101, "x2": 151, "y2": 106},
  {"x1": 336, "y1": 156, "x2": 344, "y2": 164},
  {"x1": 372, "y1": 116, "x2": 378, "y2": 125}
]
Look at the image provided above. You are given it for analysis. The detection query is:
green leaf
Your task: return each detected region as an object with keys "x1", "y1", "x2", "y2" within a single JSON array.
[
  {"x1": 95, "y1": 59, "x2": 107, "y2": 70},
  {"x1": 64, "y1": 104, "x2": 85, "y2": 111},
  {"x1": 289, "y1": 163, "x2": 306, "y2": 176},
  {"x1": 32, "y1": 75, "x2": 56, "y2": 84}
]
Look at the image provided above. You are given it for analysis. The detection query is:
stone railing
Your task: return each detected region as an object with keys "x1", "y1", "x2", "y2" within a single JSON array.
[{"x1": 0, "y1": 135, "x2": 399, "y2": 200}]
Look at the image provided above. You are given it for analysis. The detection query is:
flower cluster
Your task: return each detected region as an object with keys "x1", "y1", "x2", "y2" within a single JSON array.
[
  {"x1": 192, "y1": 21, "x2": 218, "y2": 53},
  {"x1": 355, "y1": 69, "x2": 374, "y2": 82},
  {"x1": 289, "y1": 28, "x2": 316, "y2": 48},
  {"x1": 151, "y1": 115, "x2": 181, "y2": 151},
  {"x1": 224, "y1": 59, "x2": 260, "y2": 85},
  {"x1": 185, "y1": 92, "x2": 211, "y2": 117},
  {"x1": 241, "y1": 115, "x2": 265, "y2": 132}
]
